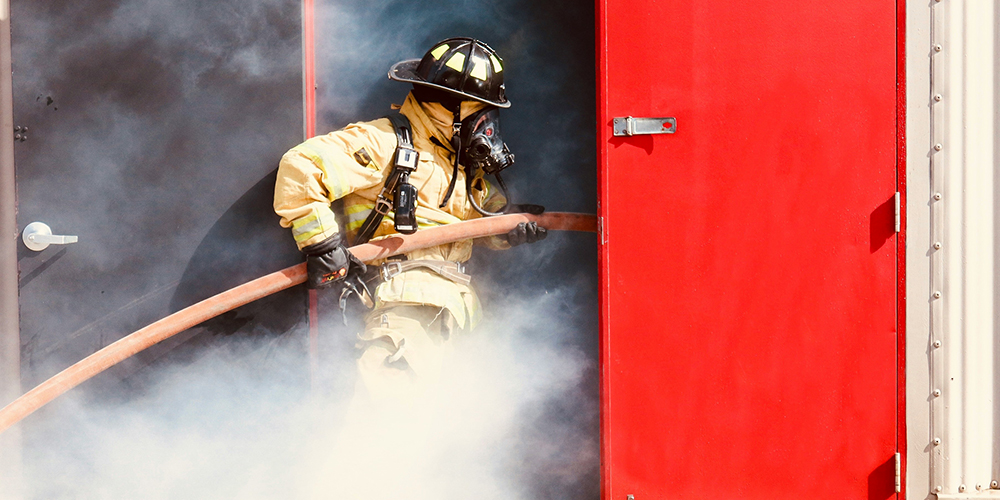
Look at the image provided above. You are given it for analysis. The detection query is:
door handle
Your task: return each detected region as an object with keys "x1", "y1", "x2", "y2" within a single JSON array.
[
  {"x1": 612, "y1": 116, "x2": 677, "y2": 136},
  {"x1": 22, "y1": 222, "x2": 78, "y2": 251}
]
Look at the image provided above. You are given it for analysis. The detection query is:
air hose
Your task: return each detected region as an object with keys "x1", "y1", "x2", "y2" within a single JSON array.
[{"x1": 0, "y1": 212, "x2": 596, "y2": 434}]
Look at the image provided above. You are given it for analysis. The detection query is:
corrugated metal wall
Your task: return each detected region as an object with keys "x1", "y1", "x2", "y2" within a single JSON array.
[{"x1": 907, "y1": 1, "x2": 1000, "y2": 498}]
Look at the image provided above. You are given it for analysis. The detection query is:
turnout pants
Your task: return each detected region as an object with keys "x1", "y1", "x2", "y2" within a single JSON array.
[{"x1": 354, "y1": 304, "x2": 459, "y2": 403}]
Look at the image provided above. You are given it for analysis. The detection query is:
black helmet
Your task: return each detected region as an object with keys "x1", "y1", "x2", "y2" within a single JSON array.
[{"x1": 389, "y1": 37, "x2": 510, "y2": 108}]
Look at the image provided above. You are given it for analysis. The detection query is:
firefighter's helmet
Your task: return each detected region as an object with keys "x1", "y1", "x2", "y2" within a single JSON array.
[{"x1": 389, "y1": 37, "x2": 510, "y2": 108}]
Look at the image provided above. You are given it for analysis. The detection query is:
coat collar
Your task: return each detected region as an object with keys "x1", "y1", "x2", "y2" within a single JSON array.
[{"x1": 399, "y1": 92, "x2": 488, "y2": 153}]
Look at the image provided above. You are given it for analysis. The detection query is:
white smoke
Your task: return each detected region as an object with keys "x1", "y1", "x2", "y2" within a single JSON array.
[{"x1": 19, "y1": 286, "x2": 597, "y2": 499}]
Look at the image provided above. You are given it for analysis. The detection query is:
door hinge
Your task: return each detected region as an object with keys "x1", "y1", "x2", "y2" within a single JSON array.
[
  {"x1": 896, "y1": 454, "x2": 903, "y2": 493},
  {"x1": 894, "y1": 192, "x2": 901, "y2": 233}
]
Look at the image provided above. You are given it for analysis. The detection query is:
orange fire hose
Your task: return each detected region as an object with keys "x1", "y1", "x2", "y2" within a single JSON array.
[{"x1": 0, "y1": 212, "x2": 596, "y2": 434}]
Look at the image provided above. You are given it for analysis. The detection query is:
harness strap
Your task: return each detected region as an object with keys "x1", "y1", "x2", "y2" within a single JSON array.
[
  {"x1": 373, "y1": 260, "x2": 471, "y2": 287},
  {"x1": 353, "y1": 113, "x2": 415, "y2": 245},
  {"x1": 439, "y1": 110, "x2": 463, "y2": 208}
]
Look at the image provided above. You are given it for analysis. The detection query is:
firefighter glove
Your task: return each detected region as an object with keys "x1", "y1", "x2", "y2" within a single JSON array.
[
  {"x1": 505, "y1": 221, "x2": 547, "y2": 247},
  {"x1": 301, "y1": 234, "x2": 367, "y2": 290}
]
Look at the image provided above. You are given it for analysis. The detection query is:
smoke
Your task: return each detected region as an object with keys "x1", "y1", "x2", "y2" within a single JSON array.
[
  {"x1": 11, "y1": 0, "x2": 597, "y2": 497},
  {"x1": 21, "y1": 286, "x2": 597, "y2": 499},
  {"x1": 13, "y1": 0, "x2": 305, "y2": 384}
]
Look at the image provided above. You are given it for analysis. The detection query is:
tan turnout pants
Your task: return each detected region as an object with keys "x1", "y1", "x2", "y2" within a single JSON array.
[
  {"x1": 304, "y1": 305, "x2": 461, "y2": 499},
  {"x1": 353, "y1": 304, "x2": 458, "y2": 403}
]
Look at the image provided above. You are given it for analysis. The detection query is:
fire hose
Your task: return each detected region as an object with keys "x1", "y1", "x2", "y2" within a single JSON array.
[{"x1": 0, "y1": 212, "x2": 596, "y2": 434}]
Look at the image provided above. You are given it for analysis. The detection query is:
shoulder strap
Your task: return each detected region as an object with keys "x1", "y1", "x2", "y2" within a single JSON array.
[
  {"x1": 352, "y1": 113, "x2": 415, "y2": 245},
  {"x1": 385, "y1": 113, "x2": 413, "y2": 149}
]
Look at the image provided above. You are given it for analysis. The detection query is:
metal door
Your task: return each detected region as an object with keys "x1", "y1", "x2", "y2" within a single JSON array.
[
  {"x1": 10, "y1": 0, "x2": 306, "y2": 412},
  {"x1": 598, "y1": 2, "x2": 900, "y2": 499}
]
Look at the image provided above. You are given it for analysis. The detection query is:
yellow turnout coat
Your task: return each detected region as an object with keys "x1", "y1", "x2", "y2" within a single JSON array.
[{"x1": 274, "y1": 92, "x2": 506, "y2": 331}]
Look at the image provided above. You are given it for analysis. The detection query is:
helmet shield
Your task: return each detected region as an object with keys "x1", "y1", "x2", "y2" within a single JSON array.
[{"x1": 389, "y1": 37, "x2": 510, "y2": 108}]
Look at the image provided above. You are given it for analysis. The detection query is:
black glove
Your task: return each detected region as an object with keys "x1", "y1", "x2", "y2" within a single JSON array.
[
  {"x1": 505, "y1": 221, "x2": 548, "y2": 247},
  {"x1": 301, "y1": 234, "x2": 367, "y2": 290},
  {"x1": 504, "y1": 203, "x2": 545, "y2": 215}
]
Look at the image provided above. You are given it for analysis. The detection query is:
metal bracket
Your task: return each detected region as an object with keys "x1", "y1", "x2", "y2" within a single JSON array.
[
  {"x1": 614, "y1": 116, "x2": 677, "y2": 137},
  {"x1": 894, "y1": 192, "x2": 901, "y2": 233},
  {"x1": 613, "y1": 116, "x2": 676, "y2": 137}
]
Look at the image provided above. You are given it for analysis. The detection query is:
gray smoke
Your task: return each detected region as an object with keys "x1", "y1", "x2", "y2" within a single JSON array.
[{"x1": 10, "y1": 0, "x2": 597, "y2": 498}]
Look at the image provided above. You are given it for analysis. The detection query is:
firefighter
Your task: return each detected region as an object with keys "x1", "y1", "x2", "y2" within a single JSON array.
[{"x1": 274, "y1": 37, "x2": 546, "y2": 401}]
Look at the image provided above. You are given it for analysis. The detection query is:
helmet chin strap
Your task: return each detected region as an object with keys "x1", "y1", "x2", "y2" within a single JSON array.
[{"x1": 439, "y1": 109, "x2": 463, "y2": 208}]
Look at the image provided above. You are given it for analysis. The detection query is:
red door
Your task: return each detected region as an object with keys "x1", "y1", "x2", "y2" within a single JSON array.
[{"x1": 598, "y1": 2, "x2": 900, "y2": 499}]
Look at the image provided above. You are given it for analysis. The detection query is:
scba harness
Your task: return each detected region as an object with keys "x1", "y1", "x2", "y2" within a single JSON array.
[
  {"x1": 354, "y1": 113, "x2": 420, "y2": 245},
  {"x1": 349, "y1": 113, "x2": 473, "y2": 299}
]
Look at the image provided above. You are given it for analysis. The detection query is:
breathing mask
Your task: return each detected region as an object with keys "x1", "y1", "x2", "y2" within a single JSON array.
[
  {"x1": 444, "y1": 107, "x2": 513, "y2": 215},
  {"x1": 459, "y1": 108, "x2": 514, "y2": 176}
]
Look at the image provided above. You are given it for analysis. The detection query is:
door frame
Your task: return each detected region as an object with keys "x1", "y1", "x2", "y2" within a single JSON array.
[
  {"x1": 0, "y1": 0, "x2": 23, "y2": 493},
  {"x1": 894, "y1": 1, "x2": 907, "y2": 497}
]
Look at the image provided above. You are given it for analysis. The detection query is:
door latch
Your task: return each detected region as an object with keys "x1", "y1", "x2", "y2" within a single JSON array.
[
  {"x1": 22, "y1": 222, "x2": 78, "y2": 251},
  {"x1": 613, "y1": 116, "x2": 676, "y2": 137}
]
